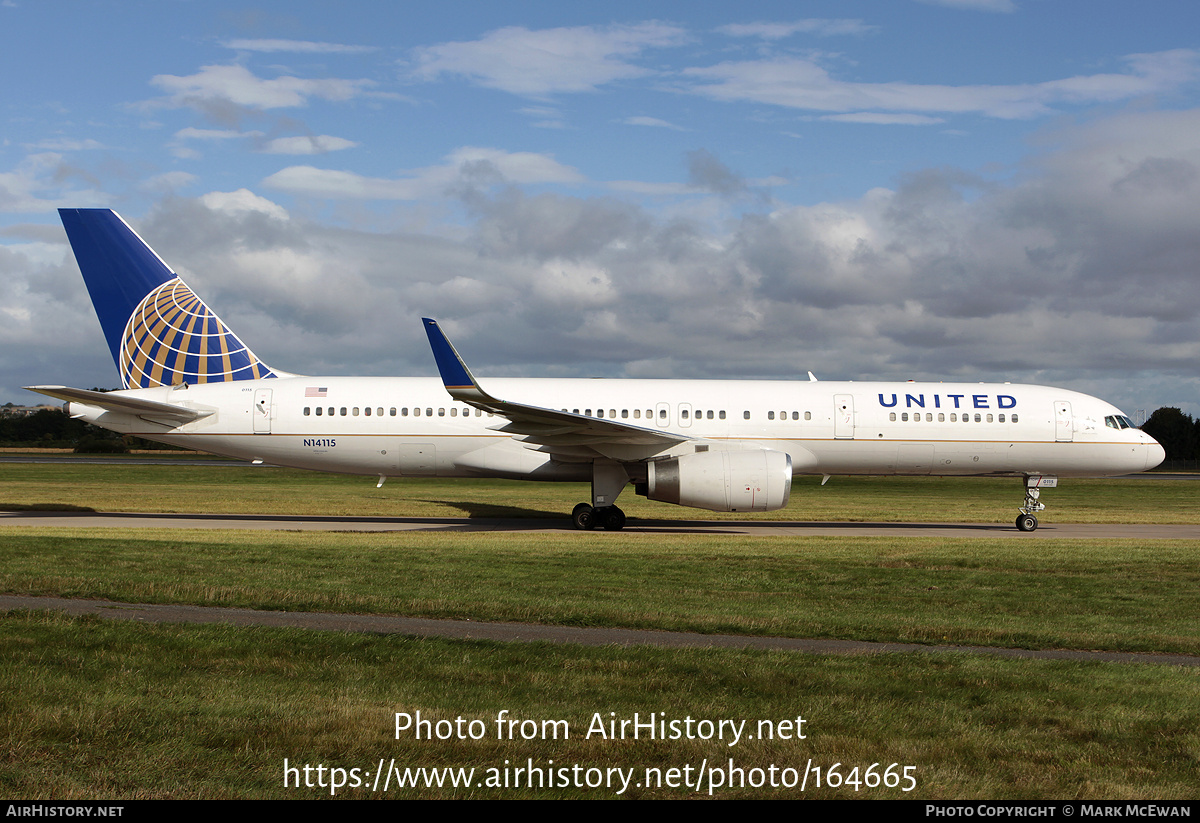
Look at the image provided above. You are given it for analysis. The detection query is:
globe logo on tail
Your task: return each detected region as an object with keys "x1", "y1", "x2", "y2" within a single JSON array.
[{"x1": 120, "y1": 278, "x2": 276, "y2": 389}]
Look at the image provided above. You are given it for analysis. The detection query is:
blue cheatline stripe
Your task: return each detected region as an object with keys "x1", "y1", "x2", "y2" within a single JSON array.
[{"x1": 422, "y1": 318, "x2": 476, "y2": 390}]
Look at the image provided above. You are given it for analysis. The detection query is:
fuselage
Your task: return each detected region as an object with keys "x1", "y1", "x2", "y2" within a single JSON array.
[{"x1": 68, "y1": 376, "x2": 1165, "y2": 480}]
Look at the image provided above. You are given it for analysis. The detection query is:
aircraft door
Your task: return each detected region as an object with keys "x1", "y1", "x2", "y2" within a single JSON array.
[
  {"x1": 253, "y1": 389, "x2": 272, "y2": 434},
  {"x1": 834, "y1": 394, "x2": 854, "y2": 439},
  {"x1": 1054, "y1": 401, "x2": 1073, "y2": 442}
]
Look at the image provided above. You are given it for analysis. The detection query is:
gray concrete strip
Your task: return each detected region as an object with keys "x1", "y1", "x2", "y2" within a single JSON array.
[
  {"x1": 2, "y1": 594, "x2": 1196, "y2": 667},
  {"x1": 4, "y1": 509, "x2": 1200, "y2": 538}
]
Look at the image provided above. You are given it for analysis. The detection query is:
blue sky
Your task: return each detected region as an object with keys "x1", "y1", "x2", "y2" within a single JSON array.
[{"x1": 3, "y1": 0, "x2": 1200, "y2": 418}]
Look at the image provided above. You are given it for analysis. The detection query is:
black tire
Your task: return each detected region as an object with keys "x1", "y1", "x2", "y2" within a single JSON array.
[
  {"x1": 572, "y1": 503, "x2": 596, "y2": 531},
  {"x1": 602, "y1": 506, "x2": 626, "y2": 531},
  {"x1": 1015, "y1": 513, "x2": 1038, "y2": 532}
]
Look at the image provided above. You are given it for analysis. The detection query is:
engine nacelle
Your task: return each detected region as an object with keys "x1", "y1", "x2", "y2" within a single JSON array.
[{"x1": 644, "y1": 449, "x2": 792, "y2": 512}]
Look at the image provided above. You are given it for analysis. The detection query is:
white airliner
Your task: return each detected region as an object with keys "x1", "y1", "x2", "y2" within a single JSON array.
[{"x1": 28, "y1": 209, "x2": 1164, "y2": 531}]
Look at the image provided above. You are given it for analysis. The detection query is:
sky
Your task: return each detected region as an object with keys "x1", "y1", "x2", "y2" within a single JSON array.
[{"x1": 3, "y1": 0, "x2": 1200, "y2": 419}]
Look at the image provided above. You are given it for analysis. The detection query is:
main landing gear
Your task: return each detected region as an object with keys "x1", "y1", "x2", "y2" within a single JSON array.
[
  {"x1": 572, "y1": 502, "x2": 627, "y2": 531},
  {"x1": 572, "y1": 458, "x2": 631, "y2": 531},
  {"x1": 1016, "y1": 476, "x2": 1055, "y2": 532}
]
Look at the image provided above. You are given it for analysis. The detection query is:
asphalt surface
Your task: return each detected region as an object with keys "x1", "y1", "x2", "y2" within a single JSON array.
[{"x1": 4, "y1": 508, "x2": 1200, "y2": 538}]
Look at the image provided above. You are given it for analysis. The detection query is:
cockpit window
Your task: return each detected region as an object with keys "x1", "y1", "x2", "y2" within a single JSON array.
[{"x1": 1106, "y1": 415, "x2": 1138, "y2": 430}]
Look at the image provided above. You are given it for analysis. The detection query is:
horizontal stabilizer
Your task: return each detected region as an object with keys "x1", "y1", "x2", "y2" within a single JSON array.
[{"x1": 24, "y1": 385, "x2": 212, "y2": 426}]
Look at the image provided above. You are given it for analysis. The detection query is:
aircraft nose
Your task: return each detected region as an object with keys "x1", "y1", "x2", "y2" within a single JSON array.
[{"x1": 1145, "y1": 440, "x2": 1166, "y2": 471}]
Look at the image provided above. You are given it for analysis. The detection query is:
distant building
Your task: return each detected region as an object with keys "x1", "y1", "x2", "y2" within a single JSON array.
[{"x1": 0, "y1": 403, "x2": 60, "y2": 418}]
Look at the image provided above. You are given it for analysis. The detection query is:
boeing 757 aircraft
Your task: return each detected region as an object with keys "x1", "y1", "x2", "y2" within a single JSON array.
[{"x1": 28, "y1": 208, "x2": 1164, "y2": 531}]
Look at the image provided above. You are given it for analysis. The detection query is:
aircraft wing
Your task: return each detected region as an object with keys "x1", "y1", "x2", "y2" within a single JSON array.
[
  {"x1": 24, "y1": 385, "x2": 213, "y2": 427},
  {"x1": 421, "y1": 318, "x2": 687, "y2": 451}
]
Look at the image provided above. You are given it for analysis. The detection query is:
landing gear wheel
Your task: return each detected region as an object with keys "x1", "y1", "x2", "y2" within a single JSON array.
[
  {"x1": 572, "y1": 503, "x2": 596, "y2": 531},
  {"x1": 602, "y1": 506, "x2": 626, "y2": 531},
  {"x1": 1016, "y1": 513, "x2": 1038, "y2": 532}
]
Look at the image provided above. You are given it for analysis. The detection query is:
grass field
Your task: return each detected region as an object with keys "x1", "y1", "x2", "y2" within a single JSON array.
[
  {"x1": 4, "y1": 461, "x2": 1200, "y2": 523},
  {"x1": 1, "y1": 465, "x2": 1198, "y2": 798}
]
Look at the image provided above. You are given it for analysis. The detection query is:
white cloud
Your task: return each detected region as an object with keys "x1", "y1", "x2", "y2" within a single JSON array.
[
  {"x1": 223, "y1": 39, "x2": 378, "y2": 54},
  {"x1": 260, "y1": 136, "x2": 358, "y2": 155},
  {"x1": 821, "y1": 113, "x2": 946, "y2": 125},
  {"x1": 717, "y1": 19, "x2": 877, "y2": 39},
  {"x1": 409, "y1": 23, "x2": 688, "y2": 96},
  {"x1": 0, "y1": 153, "x2": 107, "y2": 213},
  {"x1": 140, "y1": 172, "x2": 197, "y2": 192},
  {"x1": 263, "y1": 147, "x2": 584, "y2": 200},
  {"x1": 199, "y1": 189, "x2": 289, "y2": 220},
  {"x1": 151, "y1": 64, "x2": 374, "y2": 110},
  {"x1": 915, "y1": 0, "x2": 1017, "y2": 11},
  {"x1": 21, "y1": 138, "x2": 105, "y2": 151},
  {"x1": 622, "y1": 116, "x2": 688, "y2": 130},
  {"x1": 683, "y1": 49, "x2": 1200, "y2": 118},
  {"x1": 174, "y1": 127, "x2": 249, "y2": 141}
]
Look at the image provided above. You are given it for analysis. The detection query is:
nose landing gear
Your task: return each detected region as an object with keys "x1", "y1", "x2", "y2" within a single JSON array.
[{"x1": 1016, "y1": 476, "x2": 1056, "y2": 532}]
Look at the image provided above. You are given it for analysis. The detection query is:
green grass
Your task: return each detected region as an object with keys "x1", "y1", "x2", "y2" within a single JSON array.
[
  {"x1": 2, "y1": 463, "x2": 1198, "y2": 523},
  {"x1": 3, "y1": 611, "x2": 1197, "y2": 799},
  {"x1": 2, "y1": 465, "x2": 1198, "y2": 799},
  {"x1": 2, "y1": 528, "x2": 1198, "y2": 655}
]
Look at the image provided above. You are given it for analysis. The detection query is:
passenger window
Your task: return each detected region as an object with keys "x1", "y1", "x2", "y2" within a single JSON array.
[
  {"x1": 426, "y1": 408, "x2": 432, "y2": 416},
  {"x1": 708, "y1": 410, "x2": 714, "y2": 419},
  {"x1": 438, "y1": 408, "x2": 445, "y2": 417},
  {"x1": 720, "y1": 411, "x2": 726, "y2": 420},
  {"x1": 315, "y1": 407, "x2": 322, "y2": 416},
  {"x1": 743, "y1": 411, "x2": 750, "y2": 420},
  {"x1": 938, "y1": 413, "x2": 944, "y2": 422},
  {"x1": 450, "y1": 408, "x2": 457, "y2": 417},
  {"x1": 622, "y1": 410, "x2": 629, "y2": 419},
  {"x1": 768, "y1": 411, "x2": 774, "y2": 420},
  {"x1": 365, "y1": 407, "x2": 371, "y2": 416},
  {"x1": 328, "y1": 407, "x2": 334, "y2": 416},
  {"x1": 304, "y1": 407, "x2": 310, "y2": 416},
  {"x1": 987, "y1": 414, "x2": 993, "y2": 423},
  {"x1": 633, "y1": 410, "x2": 640, "y2": 419},
  {"x1": 902, "y1": 413, "x2": 909, "y2": 421},
  {"x1": 1012, "y1": 414, "x2": 1019, "y2": 423},
  {"x1": 950, "y1": 413, "x2": 956, "y2": 422},
  {"x1": 659, "y1": 409, "x2": 667, "y2": 419},
  {"x1": 999, "y1": 414, "x2": 1005, "y2": 423},
  {"x1": 889, "y1": 412, "x2": 896, "y2": 421},
  {"x1": 804, "y1": 411, "x2": 810, "y2": 421},
  {"x1": 974, "y1": 413, "x2": 981, "y2": 422},
  {"x1": 340, "y1": 407, "x2": 347, "y2": 416},
  {"x1": 353, "y1": 407, "x2": 359, "y2": 416}
]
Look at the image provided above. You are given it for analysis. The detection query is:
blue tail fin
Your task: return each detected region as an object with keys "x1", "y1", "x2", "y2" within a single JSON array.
[{"x1": 59, "y1": 208, "x2": 278, "y2": 389}]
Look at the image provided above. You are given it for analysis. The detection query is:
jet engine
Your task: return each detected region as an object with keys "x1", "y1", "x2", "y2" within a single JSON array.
[{"x1": 642, "y1": 449, "x2": 792, "y2": 512}]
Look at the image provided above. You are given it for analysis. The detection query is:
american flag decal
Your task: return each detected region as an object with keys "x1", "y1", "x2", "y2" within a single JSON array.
[{"x1": 305, "y1": 387, "x2": 328, "y2": 397}]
